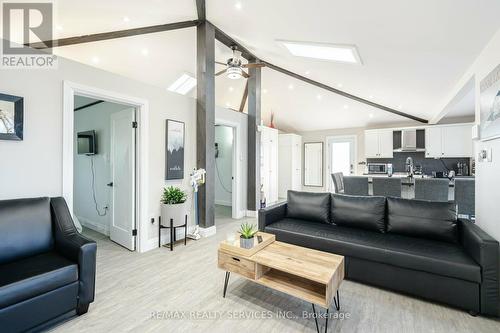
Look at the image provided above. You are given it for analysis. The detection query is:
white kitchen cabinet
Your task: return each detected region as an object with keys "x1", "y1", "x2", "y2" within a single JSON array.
[
  {"x1": 260, "y1": 126, "x2": 278, "y2": 205},
  {"x1": 442, "y1": 125, "x2": 472, "y2": 157},
  {"x1": 278, "y1": 134, "x2": 302, "y2": 198},
  {"x1": 364, "y1": 130, "x2": 393, "y2": 158},
  {"x1": 425, "y1": 127, "x2": 443, "y2": 158},
  {"x1": 425, "y1": 124, "x2": 472, "y2": 158}
]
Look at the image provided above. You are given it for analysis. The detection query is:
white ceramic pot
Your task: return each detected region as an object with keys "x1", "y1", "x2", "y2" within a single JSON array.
[{"x1": 161, "y1": 202, "x2": 188, "y2": 227}]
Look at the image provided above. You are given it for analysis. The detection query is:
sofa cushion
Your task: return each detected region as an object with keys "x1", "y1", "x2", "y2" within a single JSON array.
[
  {"x1": 0, "y1": 197, "x2": 53, "y2": 265},
  {"x1": 265, "y1": 218, "x2": 480, "y2": 283},
  {"x1": 387, "y1": 197, "x2": 458, "y2": 244},
  {"x1": 0, "y1": 252, "x2": 78, "y2": 308},
  {"x1": 331, "y1": 194, "x2": 386, "y2": 233},
  {"x1": 286, "y1": 191, "x2": 330, "y2": 223}
]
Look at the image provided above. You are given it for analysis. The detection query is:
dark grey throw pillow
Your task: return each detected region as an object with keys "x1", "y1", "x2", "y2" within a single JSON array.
[
  {"x1": 331, "y1": 194, "x2": 387, "y2": 233},
  {"x1": 286, "y1": 191, "x2": 330, "y2": 223},
  {"x1": 387, "y1": 197, "x2": 458, "y2": 243}
]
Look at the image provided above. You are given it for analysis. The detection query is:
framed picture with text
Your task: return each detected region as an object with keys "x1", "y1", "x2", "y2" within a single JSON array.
[{"x1": 165, "y1": 119, "x2": 185, "y2": 180}]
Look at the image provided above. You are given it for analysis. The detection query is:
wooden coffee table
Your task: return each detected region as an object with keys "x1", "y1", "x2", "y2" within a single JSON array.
[{"x1": 218, "y1": 232, "x2": 344, "y2": 333}]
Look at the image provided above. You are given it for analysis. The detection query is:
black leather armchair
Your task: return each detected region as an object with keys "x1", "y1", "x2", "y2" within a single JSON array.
[{"x1": 0, "y1": 197, "x2": 97, "y2": 332}]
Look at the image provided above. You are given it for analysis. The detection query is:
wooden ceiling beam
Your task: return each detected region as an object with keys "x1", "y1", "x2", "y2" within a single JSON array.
[
  {"x1": 196, "y1": 0, "x2": 206, "y2": 21},
  {"x1": 27, "y1": 20, "x2": 199, "y2": 49},
  {"x1": 262, "y1": 61, "x2": 428, "y2": 123},
  {"x1": 211, "y1": 23, "x2": 428, "y2": 123}
]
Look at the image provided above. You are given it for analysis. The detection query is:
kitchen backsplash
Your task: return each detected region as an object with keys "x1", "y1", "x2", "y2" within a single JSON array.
[{"x1": 366, "y1": 152, "x2": 471, "y2": 175}]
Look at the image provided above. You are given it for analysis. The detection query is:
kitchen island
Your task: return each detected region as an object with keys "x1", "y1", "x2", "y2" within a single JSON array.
[{"x1": 360, "y1": 173, "x2": 474, "y2": 200}]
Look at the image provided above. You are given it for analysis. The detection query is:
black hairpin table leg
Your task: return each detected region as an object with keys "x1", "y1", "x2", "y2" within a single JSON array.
[
  {"x1": 223, "y1": 271, "x2": 230, "y2": 298},
  {"x1": 333, "y1": 290, "x2": 340, "y2": 311},
  {"x1": 311, "y1": 303, "x2": 330, "y2": 333}
]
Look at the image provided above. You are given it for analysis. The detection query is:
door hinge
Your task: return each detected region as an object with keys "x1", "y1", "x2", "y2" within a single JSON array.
[
  {"x1": 132, "y1": 121, "x2": 138, "y2": 128},
  {"x1": 132, "y1": 229, "x2": 137, "y2": 236}
]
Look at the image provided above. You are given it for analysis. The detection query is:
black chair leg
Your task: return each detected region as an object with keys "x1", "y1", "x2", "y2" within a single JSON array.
[{"x1": 76, "y1": 303, "x2": 89, "y2": 315}]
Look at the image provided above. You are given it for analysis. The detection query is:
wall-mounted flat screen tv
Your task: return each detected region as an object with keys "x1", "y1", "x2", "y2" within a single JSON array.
[{"x1": 77, "y1": 130, "x2": 97, "y2": 155}]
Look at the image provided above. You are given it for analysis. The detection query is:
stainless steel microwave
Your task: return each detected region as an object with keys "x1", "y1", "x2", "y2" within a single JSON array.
[{"x1": 367, "y1": 163, "x2": 388, "y2": 174}]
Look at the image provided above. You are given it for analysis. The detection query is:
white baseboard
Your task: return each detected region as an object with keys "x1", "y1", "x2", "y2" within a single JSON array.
[
  {"x1": 199, "y1": 225, "x2": 216, "y2": 238},
  {"x1": 143, "y1": 225, "x2": 198, "y2": 253},
  {"x1": 78, "y1": 216, "x2": 109, "y2": 236},
  {"x1": 246, "y1": 210, "x2": 257, "y2": 218},
  {"x1": 215, "y1": 199, "x2": 232, "y2": 206}
]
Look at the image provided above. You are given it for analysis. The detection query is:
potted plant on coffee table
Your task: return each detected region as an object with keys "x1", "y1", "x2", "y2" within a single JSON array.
[
  {"x1": 239, "y1": 223, "x2": 258, "y2": 249},
  {"x1": 161, "y1": 186, "x2": 188, "y2": 228}
]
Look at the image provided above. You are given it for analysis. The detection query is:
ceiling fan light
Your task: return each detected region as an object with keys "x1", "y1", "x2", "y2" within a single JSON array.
[{"x1": 227, "y1": 66, "x2": 242, "y2": 80}]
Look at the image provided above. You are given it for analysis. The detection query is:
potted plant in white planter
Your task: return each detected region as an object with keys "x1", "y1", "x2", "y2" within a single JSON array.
[
  {"x1": 161, "y1": 186, "x2": 188, "y2": 227},
  {"x1": 239, "y1": 223, "x2": 258, "y2": 249}
]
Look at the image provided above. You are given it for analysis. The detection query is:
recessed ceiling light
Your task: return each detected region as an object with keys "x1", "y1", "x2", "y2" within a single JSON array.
[
  {"x1": 305, "y1": 70, "x2": 310, "y2": 75},
  {"x1": 229, "y1": 86, "x2": 234, "y2": 92},
  {"x1": 235, "y1": 2, "x2": 242, "y2": 10},
  {"x1": 343, "y1": 105, "x2": 349, "y2": 109},
  {"x1": 316, "y1": 94, "x2": 322, "y2": 100},
  {"x1": 168, "y1": 73, "x2": 197, "y2": 95},
  {"x1": 288, "y1": 84, "x2": 294, "y2": 90},
  {"x1": 91, "y1": 56, "x2": 100, "y2": 64},
  {"x1": 337, "y1": 83, "x2": 343, "y2": 88},
  {"x1": 398, "y1": 105, "x2": 403, "y2": 109},
  {"x1": 369, "y1": 113, "x2": 374, "y2": 118},
  {"x1": 262, "y1": 89, "x2": 268, "y2": 94},
  {"x1": 123, "y1": 16, "x2": 130, "y2": 23},
  {"x1": 369, "y1": 95, "x2": 374, "y2": 99},
  {"x1": 141, "y1": 48, "x2": 149, "y2": 56},
  {"x1": 279, "y1": 40, "x2": 362, "y2": 64},
  {"x1": 56, "y1": 25, "x2": 63, "y2": 31}
]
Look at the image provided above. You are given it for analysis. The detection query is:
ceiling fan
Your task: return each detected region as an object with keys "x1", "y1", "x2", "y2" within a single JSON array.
[{"x1": 215, "y1": 46, "x2": 265, "y2": 80}]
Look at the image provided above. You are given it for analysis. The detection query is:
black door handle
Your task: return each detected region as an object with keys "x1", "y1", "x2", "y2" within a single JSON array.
[{"x1": 107, "y1": 182, "x2": 113, "y2": 187}]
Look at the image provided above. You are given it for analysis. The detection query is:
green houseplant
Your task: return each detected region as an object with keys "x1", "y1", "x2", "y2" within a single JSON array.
[
  {"x1": 239, "y1": 222, "x2": 258, "y2": 249},
  {"x1": 161, "y1": 187, "x2": 188, "y2": 228}
]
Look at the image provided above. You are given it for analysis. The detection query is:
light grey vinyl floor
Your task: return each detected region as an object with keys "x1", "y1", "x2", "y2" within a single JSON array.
[{"x1": 50, "y1": 213, "x2": 500, "y2": 333}]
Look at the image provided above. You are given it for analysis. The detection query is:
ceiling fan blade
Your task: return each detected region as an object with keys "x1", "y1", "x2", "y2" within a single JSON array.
[
  {"x1": 240, "y1": 81, "x2": 249, "y2": 112},
  {"x1": 242, "y1": 63, "x2": 266, "y2": 68},
  {"x1": 215, "y1": 61, "x2": 227, "y2": 66},
  {"x1": 215, "y1": 69, "x2": 227, "y2": 76},
  {"x1": 241, "y1": 70, "x2": 250, "y2": 78}
]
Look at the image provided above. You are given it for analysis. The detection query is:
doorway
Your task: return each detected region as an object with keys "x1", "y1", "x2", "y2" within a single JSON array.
[
  {"x1": 326, "y1": 136, "x2": 357, "y2": 192},
  {"x1": 73, "y1": 95, "x2": 137, "y2": 250},
  {"x1": 214, "y1": 124, "x2": 235, "y2": 220}
]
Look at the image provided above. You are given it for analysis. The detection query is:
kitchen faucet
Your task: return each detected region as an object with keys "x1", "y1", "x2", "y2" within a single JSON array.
[{"x1": 406, "y1": 156, "x2": 414, "y2": 177}]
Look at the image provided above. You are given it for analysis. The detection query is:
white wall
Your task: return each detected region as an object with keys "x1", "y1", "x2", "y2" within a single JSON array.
[
  {"x1": 73, "y1": 101, "x2": 131, "y2": 235},
  {"x1": 214, "y1": 125, "x2": 233, "y2": 206},
  {"x1": 0, "y1": 51, "x2": 196, "y2": 252},
  {"x1": 434, "y1": 28, "x2": 500, "y2": 244},
  {"x1": 215, "y1": 107, "x2": 248, "y2": 218}
]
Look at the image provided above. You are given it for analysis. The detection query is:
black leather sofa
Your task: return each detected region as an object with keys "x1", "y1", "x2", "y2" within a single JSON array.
[
  {"x1": 0, "y1": 197, "x2": 97, "y2": 332},
  {"x1": 259, "y1": 191, "x2": 499, "y2": 316}
]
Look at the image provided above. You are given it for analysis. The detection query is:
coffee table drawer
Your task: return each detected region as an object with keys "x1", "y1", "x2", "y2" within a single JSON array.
[{"x1": 218, "y1": 251, "x2": 255, "y2": 280}]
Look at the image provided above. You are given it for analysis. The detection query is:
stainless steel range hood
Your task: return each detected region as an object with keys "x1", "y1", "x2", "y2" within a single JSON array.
[{"x1": 394, "y1": 129, "x2": 425, "y2": 152}]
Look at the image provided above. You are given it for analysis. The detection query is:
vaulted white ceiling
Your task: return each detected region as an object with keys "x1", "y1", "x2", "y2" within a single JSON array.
[{"x1": 53, "y1": 0, "x2": 500, "y2": 132}]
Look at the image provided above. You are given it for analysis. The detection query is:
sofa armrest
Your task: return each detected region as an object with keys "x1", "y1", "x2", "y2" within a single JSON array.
[
  {"x1": 50, "y1": 197, "x2": 97, "y2": 307},
  {"x1": 459, "y1": 219, "x2": 499, "y2": 316},
  {"x1": 258, "y1": 202, "x2": 287, "y2": 231}
]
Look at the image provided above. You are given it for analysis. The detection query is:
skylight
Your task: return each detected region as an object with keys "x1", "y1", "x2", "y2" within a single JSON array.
[
  {"x1": 279, "y1": 41, "x2": 362, "y2": 64},
  {"x1": 168, "y1": 74, "x2": 197, "y2": 95}
]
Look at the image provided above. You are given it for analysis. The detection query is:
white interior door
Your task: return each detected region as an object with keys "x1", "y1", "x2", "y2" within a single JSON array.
[
  {"x1": 327, "y1": 137, "x2": 356, "y2": 192},
  {"x1": 110, "y1": 108, "x2": 136, "y2": 250}
]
